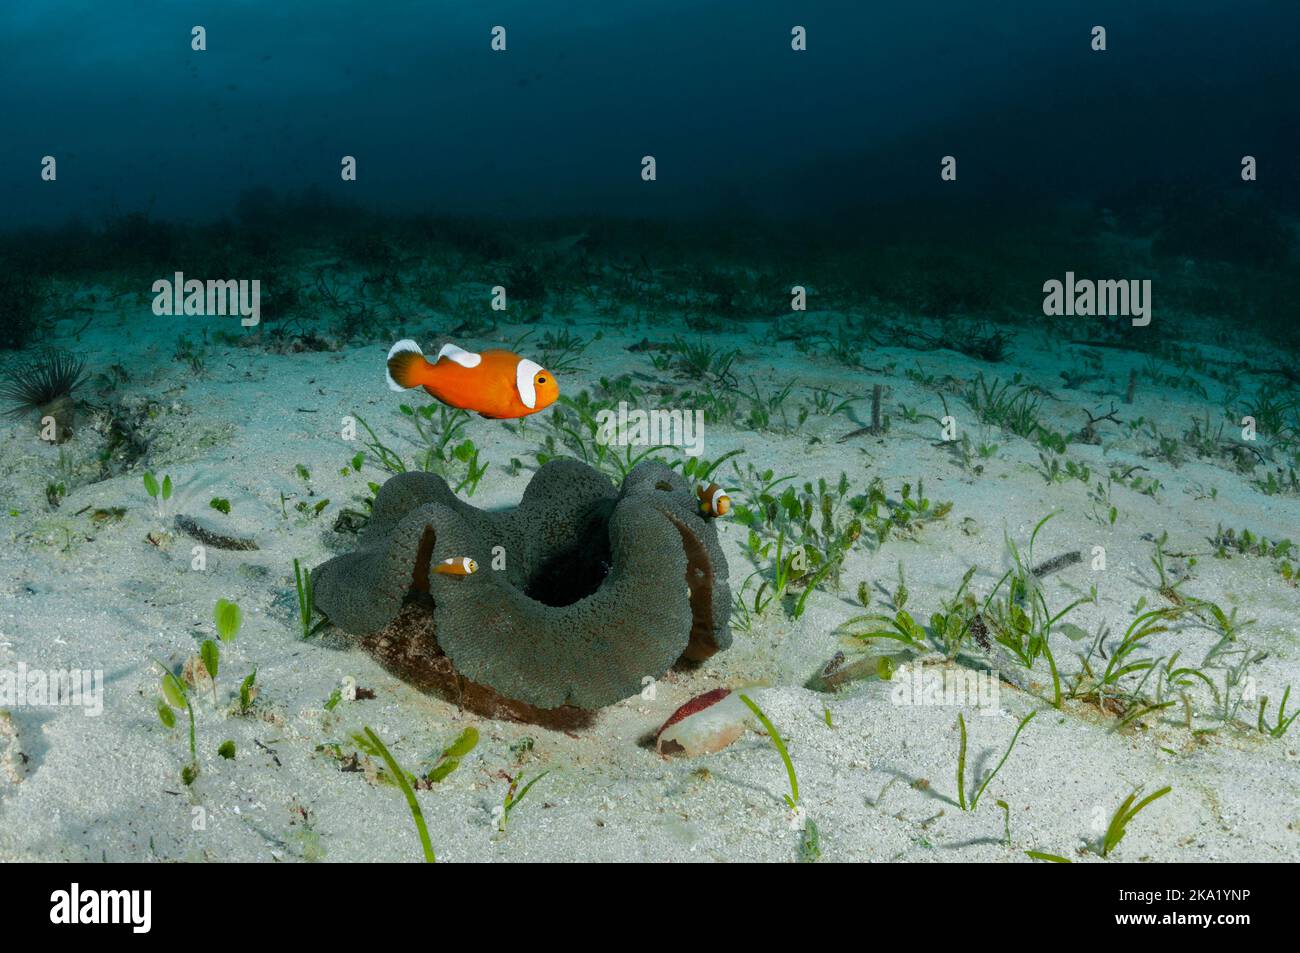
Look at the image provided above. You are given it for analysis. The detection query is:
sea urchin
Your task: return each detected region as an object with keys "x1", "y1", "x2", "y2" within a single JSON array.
[{"x1": 0, "y1": 349, "x2": 88, "y2": 443}]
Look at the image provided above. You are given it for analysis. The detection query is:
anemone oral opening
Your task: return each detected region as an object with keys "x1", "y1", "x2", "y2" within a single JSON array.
[{"x1": 522, "y1": 506, "x2": 612, "y2": 607}]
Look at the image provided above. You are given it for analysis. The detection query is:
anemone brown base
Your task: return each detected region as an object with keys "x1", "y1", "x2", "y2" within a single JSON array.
[{"x1": 311, "y1": 459, "x2": 732, "y2": 724}]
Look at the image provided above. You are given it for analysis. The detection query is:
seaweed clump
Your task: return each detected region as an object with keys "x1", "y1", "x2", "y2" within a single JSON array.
[
  {"x1": 505, "y1": 262, "x2": 547, "y2": 320},
  {"x1": 1152, "y1": 193, "x2": 1292, "y2": 267},
  {"x1": 1, "y1": 348, "x2": 88, "y2": 442},
  {"x1": 311, "y1": 459, "x2": 732, "y2": 729},
  {"x1": 0, "y1": 269, "x2": 47, "y2": 350}
]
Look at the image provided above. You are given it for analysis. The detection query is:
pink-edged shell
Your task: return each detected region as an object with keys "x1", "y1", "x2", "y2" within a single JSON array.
[{"x1": 655, "y1": 687, "x2": 764, "y2": 757}]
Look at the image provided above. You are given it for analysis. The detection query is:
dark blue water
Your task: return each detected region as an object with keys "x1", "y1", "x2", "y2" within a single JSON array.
[
  {"x1": 0, "y1": 1, "x2": 1296, "y2": 354},
  {"x1": 2, "y1": 0, "x2": 1296, "y2": 226}
]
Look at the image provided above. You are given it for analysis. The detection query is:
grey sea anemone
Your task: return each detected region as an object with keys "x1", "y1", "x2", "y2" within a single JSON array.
[
  {"x1": 1, "y1": 349, "x2": 88, "y2": 442},
  {"x1": 312, "y1": 459, "x2": 733, "y2": 729}
]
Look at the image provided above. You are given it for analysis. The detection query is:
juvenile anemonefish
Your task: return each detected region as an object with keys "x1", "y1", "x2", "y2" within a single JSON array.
[
  {"x1": 386, "y1": 339, "x2": 559, "y2": 419},
  {"x1": 696, "y1": 482, "x2": 732, "y2": 518},
  {"x1": 433, "y1": 556, "x2": 478, "y2": 576}
]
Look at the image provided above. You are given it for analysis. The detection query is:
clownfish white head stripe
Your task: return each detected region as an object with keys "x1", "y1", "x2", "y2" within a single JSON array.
[
  {"x1": 696, "y1": 482, "x2": 731, "y2": 518},
  {"x1": 433, "y1": 556, "x2": 478, "y2": 576},
  {"x1": 515, "y1": 358, "x2": 544, "y2": 409}
]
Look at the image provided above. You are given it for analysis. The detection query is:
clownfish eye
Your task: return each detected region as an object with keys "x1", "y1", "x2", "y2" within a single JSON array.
[{"x1": 537, "y1": 376, "x2": 548, "y2": 384}]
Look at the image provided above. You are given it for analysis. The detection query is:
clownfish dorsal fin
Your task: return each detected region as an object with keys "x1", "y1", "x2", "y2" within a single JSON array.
[
  {"x1": 436, "y1": 342, "x2": 482, "y2": 368},
  {"x1": 515, "y1": 358, "x2": 543, "y2": 409}
]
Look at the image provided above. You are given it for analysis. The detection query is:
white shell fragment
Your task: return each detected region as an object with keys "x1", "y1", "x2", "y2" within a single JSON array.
[{"x1": 655, "y1": 687, "x2": 770, "y2": 757}]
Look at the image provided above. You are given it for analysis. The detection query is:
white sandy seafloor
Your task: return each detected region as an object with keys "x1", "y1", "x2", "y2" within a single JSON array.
[{"x1": 1, "y1": 277, "x2": 1297, "y2": 863}]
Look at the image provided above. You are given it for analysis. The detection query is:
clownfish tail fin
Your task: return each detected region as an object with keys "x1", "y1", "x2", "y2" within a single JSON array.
[{"x1": 386, "y1": 339, "x2": 428, "y2": 391}]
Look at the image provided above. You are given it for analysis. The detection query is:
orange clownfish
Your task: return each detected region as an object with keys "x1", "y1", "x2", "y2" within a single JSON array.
[
  {"x1": 433, "y1": 556, "x2": 478, "y2": 576},
  {"x1": 386, "y1": 339, "x2": 559, "y2": 419},
  {"x1": 696, "y1": 482, "x2": 732, "y2": 518}
]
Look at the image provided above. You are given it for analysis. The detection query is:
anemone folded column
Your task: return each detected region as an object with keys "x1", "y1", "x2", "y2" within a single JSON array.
[{"x1": 311, "y1": 459, "x2": 732, "y2": 725}]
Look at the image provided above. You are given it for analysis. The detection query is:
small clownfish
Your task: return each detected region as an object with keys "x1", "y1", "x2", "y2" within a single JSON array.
[
  {"x1": 696, "y1": 482, "x2": 732, "y2": 518},
  {"x1": 386, "y1": 339, "x2": 559, "y2": 420},
  {"x1": 433, "y1": 556, "x2": 478, "y2": 576}
]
